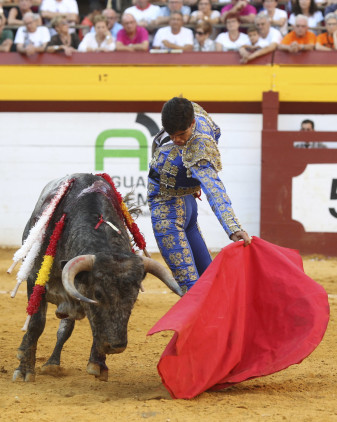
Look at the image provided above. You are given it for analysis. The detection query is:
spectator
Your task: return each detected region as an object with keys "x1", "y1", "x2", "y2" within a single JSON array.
[
  {"x1": 116, "y1": 13, "x2": 149, "y2": 51},
  {"x1": 295, "y1": 119, "x2": 327, "y2": 148},
  {"x1": 0, "y1": 1, "x2": 4, "y2": 22},
  {"x1": 8, "y1": 0, "x2": 42, "y2": 27},
  {"x1": 193, "y1": 20, "x2": 215, "y2": 50},
  {"x1": 152, "y1": 11, "x2": 193, "y2": 51},
  {"x1": 244, "y1": 24, "x2": 263, "y2": 50},
  {"x1": 14, "y1": 12, "x2": 50, "y2": 55},
  {"x1": 301, "y1": 119, "x2": 315, "y2": 130},
  {"x1": 215, "y1": 12, "x2": 249, "y2": 51},
  {"x1": 45, "y1": 15, "x2": 79, "y2": 55},
  {"x1": 90, "y1": 8, "x2": 123, "y2": 41},
  {"x1": 220, "y1": 0, "x2": 257, "y2": 24},
  {"x1": 260, "y1": 0, "x2": 288, "y2": 35},
  {"x1": 78, "y1": 1, "x2": 102, "y2": 40},
  {"x1": 184, "y1": 0, "x2": 198, "y2": 6},
  {"x1": 123, "y1": 0, "x2": 161, "y2": 30},
  {"x1": 324, "y1": 0, "x2": 337, "y2": 15},
  {"x1": 255, "y1": 12, "x2": 282, "y2": 46},
  {"x1": 239, "y1": 24, "x2": 275, "y2": 62},
  {"x1": 278, "y1": 14, "x2": 316, "y2": 52},
  {"x1": 0, "y1": 13, "x2": 13, "y2": 52},
  {"x1": 155, "y1": 0, "x2": 191, "y2": 26},
  {"x1": 189, "y1": 0, "x2": 220, "y2": 25},
  {"x1": 78, "y1": 14, "x2": 115, "y2": 52},
  {"x1": 40, "y1": 0, "x2": 79, "y2": 29},
  {"x1": 288, "y1": 0, "x2": 324, "y2": 34},
  {"x1": 316, "y1": 12, "x2": 337, "y2": 50}
]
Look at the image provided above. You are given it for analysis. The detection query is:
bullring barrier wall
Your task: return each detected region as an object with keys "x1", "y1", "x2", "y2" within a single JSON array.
[{"x1": 0, "y1": 52, "x2": 336, "y2": 254}]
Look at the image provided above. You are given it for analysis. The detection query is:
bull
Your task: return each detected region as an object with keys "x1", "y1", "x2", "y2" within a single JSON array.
[{"x1": 13, "y1": 173, "x2": 182, "y2": 382}]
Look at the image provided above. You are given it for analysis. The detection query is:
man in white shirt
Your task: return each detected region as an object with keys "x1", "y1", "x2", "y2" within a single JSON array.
[
  {"x1": 238, "y1": 13, "x2": 280, "y2": 63},
  {"x1": 40, "y1": 0, "x2": 79, "y2": 26},
  {"x1": 255, "y1": 12, "x2": 282, "y2": 47},
  {"x1": 152, "y1": 11, "x2": 193, "y2": 51},
  {"x1": 15, "y1": 12, "x2": 50, "y2": 55},
  {"x1": 124, "y1": 0, "x2": 161, "y2": 30}
]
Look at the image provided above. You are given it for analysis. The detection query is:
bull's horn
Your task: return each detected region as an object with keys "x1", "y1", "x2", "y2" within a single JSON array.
[
  {"x1": 62, "y1": 255, "x2": 97, "y2": 304},
  {"x1": 142, "y1": 257, "x2": 183, "y2": 297}
]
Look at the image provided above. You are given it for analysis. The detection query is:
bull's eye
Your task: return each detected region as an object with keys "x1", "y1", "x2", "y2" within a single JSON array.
[{"x1": 94, "y1": 290, "x2": 104, "y2": 301}]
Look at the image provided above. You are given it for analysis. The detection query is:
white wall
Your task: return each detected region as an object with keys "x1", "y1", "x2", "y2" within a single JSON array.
[
  {"x1": 278, "y1": 115, "x2": 337, "y2": 131},
  {"x1": 0, "y1": 112, "x2": 262, "y2": 250}
]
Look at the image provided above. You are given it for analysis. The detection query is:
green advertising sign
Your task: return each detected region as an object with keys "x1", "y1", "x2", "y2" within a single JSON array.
[{"x1": 95, "y1": 129, "x2": 148, "y2": 171}]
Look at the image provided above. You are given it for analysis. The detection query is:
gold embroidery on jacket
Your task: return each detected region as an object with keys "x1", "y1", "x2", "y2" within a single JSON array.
[{"x1": 182, "y1": 135, "x2": 222, "y2": 177}]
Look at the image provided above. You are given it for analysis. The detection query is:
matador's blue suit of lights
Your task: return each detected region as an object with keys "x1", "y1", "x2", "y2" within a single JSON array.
[{"x1": 148, "y1": 103, "x2": 242, "y2": 291}]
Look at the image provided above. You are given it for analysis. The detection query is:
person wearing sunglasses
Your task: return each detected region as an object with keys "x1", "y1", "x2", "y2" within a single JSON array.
[
  {"x1": 14, "y1": 12, "x2": 50, "y2": 55},
  {"x1": 193, "y1": 21, "x2": 215, "y2": 51},
  {"x1": 45, "y1": 15, "x2": 79, "y2": 55}
]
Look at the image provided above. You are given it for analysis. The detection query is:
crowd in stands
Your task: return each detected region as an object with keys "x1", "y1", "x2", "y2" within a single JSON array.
[{"x1": 0, "y1": 0, "x2": 336, "y2": 57}]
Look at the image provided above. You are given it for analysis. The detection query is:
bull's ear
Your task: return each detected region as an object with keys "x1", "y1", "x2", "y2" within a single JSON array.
[{"x1": 60, "y1": 260, "x2": 68, "y2": 270}]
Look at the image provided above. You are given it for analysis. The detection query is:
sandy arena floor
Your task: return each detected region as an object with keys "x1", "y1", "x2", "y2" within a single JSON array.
[{"x1": 0, "y1": 247, "x2": 336, "y2": 422}]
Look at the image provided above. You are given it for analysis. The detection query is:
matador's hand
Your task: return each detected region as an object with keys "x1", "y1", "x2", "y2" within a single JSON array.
[{"x1": 230, "y1": 230, "x2": 252, "y2": 246}]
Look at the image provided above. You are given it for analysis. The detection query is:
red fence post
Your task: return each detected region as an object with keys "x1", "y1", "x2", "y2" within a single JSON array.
[{"x1": 261, "y1": 91, "x2": 337, "y2": 256}]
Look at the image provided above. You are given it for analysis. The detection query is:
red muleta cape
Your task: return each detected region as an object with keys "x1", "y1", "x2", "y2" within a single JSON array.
[{"x1": 148, "y1": 237, "x2": 330, "y2": 399}]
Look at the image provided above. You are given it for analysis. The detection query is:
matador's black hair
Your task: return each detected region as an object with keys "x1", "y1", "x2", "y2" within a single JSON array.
[{"x1": 161, "y1": 97, "x2": 195, "y2": 135}]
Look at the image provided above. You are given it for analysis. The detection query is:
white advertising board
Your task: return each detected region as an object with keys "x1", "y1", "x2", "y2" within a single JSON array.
[
  {"x1": 0, "y1": 112, "x2": 262, "y2": 250},
  {"x1": 292, "y1": 164, "x2": 337, "y2": 233}
]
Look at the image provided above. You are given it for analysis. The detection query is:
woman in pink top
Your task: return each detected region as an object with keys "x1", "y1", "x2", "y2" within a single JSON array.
[
  {"x1": 116, "y1": 13, "x2": 149, "y2": 51},
  {"x1": 221, "y1": 0, "x2": 257, "y2": 24}
]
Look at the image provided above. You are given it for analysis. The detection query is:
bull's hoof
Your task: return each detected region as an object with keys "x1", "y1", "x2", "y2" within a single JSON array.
[
  {"x1": 12, "y1": 369, "x2": 24, "y2": 382},
  {"x1": 86, "y1": 363, "x2": 108, "y2": 381},
  {"x1": 41, "y1": 364, "x2": 61, "y2": 376},
  {"x1": 12, "y1": 369, "x2": 35, "y2": 382},
  {"x1": 25, "y1": 372, "x2": 35, "y2": 382},
  {"x1": 98, "y1": 369, "x2": 108, "y2": 382},
  {"x1": 87, "y1": 362, "x2": 100, "y2": 376}
]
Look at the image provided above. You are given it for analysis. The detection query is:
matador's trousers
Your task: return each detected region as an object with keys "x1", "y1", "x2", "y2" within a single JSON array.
[{"x1": 149, "y1": 194, "x2": 212, "y2": 291}]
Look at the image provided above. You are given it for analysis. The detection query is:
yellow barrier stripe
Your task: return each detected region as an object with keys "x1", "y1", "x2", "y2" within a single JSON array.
[
  {"x1": 0, "y1": 65, "x2": 336, "y2": 102},
  {"x1": 0, "y1": 66, "x2": 271, "y2": 102},
  {"x1": 273, "y1": 66, "x2": 337, "y2": 102}
]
